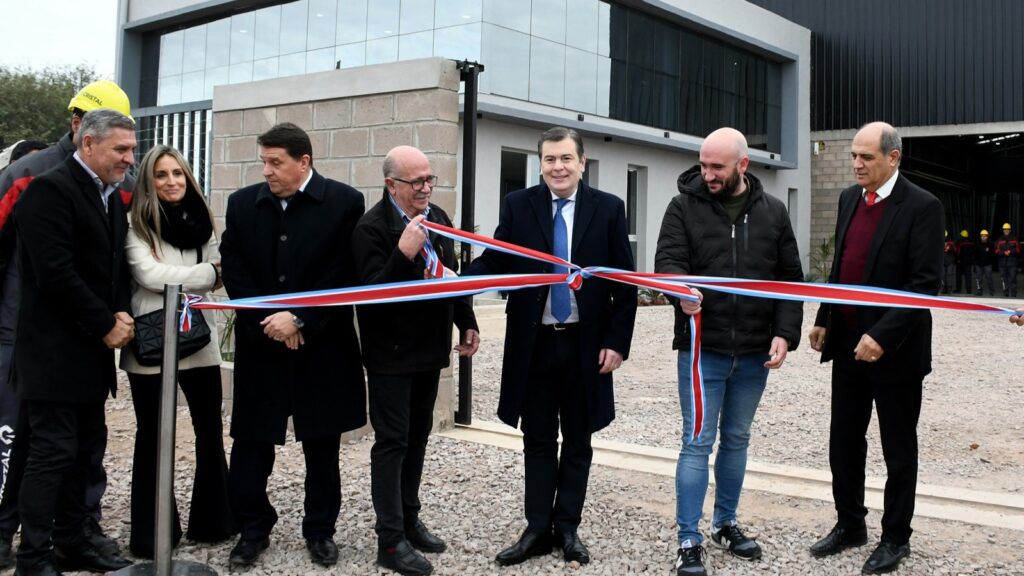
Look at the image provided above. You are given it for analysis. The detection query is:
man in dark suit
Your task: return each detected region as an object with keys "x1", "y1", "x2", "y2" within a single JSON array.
[
  {"x1": 352, "y1": 145, "x2": 480, "y2": 576},
  {"x1": 468, "y1": 126, "x2": 637, "y2": 567},
  {"x1": 219, "y1": 122, "x2": 366, "y2": 569},
  {"x1": 808, "y1": 122, "x2": 943, "y2": 575},
  {"x1": 13, "y1": 108, "x2": 137, "y2": 576}
]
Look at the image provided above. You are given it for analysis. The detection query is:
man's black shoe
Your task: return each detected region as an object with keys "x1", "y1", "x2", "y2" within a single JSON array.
[
  {"x1": 228, "y1": 536, "x2": 270, "y2": 567},
  {"x1": 306, "y1": 538, "x2": 338, "y2": 566},
  {"x1": 810, "y1": 524, "x2": 868, "y2": 557},
  {"x1": 554, "y1": 530, "x2": 590, "y2": 564},
  {"x1": 862, "y1": 541, "x2": 910, "y2": 574},
  {"x1": 53, "y1": 544, "x2": 132, "y2": 573},
  {"x1": 495, "y1": 530, "x2": 551, "y2": 566},
  {"x1": 405, "y1": 520, "x2": 446, "y2": 553},
  {"x1": 83, "y1": 518, "x2": 120, "y2": 556},
  {"x1": 377, "y1": 540, "x2": 432, "y2": 576},
  {"x1": 0, "y1": 531, "x2": 14, "y2": 569},
  {"x1": 13, "y1": 562, "x2": 63, "y2": 576}
]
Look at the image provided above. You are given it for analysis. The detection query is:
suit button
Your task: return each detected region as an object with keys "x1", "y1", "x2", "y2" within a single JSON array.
[
  {"x1": 278, "y1": 275, "x2": 286, "y2": 283},
  {"x1": 536, "y1": 294, "x2": 543, "y2": 302},
  {"x1": 280, "y1": 234, "x2": 288, "y2": 242}
]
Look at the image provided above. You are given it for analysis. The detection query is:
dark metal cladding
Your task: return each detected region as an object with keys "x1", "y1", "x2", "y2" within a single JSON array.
[{"x1": 749, "y1": 0, "x2": 1024, "y2": 130}]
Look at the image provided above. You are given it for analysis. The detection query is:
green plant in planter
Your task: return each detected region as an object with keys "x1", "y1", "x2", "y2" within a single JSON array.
[
  {"x1": 219, "y1": 309, "x2": 235, "y2": 362},
  {"x1": 807, "y1": 235, "x2": 836, "y2": 283}
]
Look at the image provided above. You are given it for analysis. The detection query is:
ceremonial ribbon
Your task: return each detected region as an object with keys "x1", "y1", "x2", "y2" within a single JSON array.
[
  {"x1": 194, "y1": 221, "x2": 1017, "y2": 444},
  {"x1": 179, "y1": 293, "x2": 203, "y2": 333},
  {"x1": 388, "y1": 194, "x2": 444, "y2": 278}
]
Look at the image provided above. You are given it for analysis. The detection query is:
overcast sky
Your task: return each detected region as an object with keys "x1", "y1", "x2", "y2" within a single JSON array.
[{"x1": 0, "y1": 0, "x2": 119, "y2": 77}]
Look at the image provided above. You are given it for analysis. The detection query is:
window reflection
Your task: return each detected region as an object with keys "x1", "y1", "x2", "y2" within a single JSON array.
[
  {"x1": 336, "y1": 0, "x2": 368, "y2": 44},
  {"x1": 230, "y1": 13, "x2": 255, "y2": 65},
  {"x1": 336, "y1": 43, "x2": 365, "y2": 68},
  {"x1": 203, "y1": 66, "x2": 229, "y2": 100},
  {"x1": 306, "y1": 47, "x2": 335, "y2": 73},
  {"x1": 480, "y1": 23, "x2": 529, "y2": 100},
  {"x1": 531, "y1": 0, "x2": 566, "y2": 44},
  {"x1": 530, "y1": 37, "x2": 565, "y2": 107},
  {"x1": 279, "y1": 52, "x2": 306, "y2": 77},
  {"x1": 367, "y1": 0, "x2": 399, "y2": 40},
  {"x1": 280, "y1": 0, "x2": 308, "y2": 55},
  {"x1": 399, "y1": 30, "x2": 433, "y2": 60},
  {"x1": 400, "y1": 0, "x2": 434, "y2": 35},
  {"x1": 434, "y1": 23, "x2": 480, "y2": 61},
  {"x1": 564, "y1": 46, "x2": 597, "y2": 114},
  {"x1": 435, "y1": 0, "x2": 481, "y2": 28},
  {"x1": 160, "y1": 31, "x2": 183, "y2": 77},
  {"x1": 254, "y1": 6, "x2": 281, "y2": 59},
  {"x1": 181, "y1": 71, "x2": 205, "y2": 101},
  {"x1": 308, "y1": 0, "x2": 337, "y2": 50},
  {"x1": 205, "y1": 19, "x2": 230, "y2": 69},
  {"x1": 253, "y1": 57, "x2": 279, "y2": 81},
  {"x1": 565, "y1": 0, "x2": 598, "y2": 53},
  {"x1": 483, "y1": 0, "x2": 529, "y2": 33},
  {"x1": 158, "y1": 74, "x2": 181, "y2": 105},
  {"x1": 366, "y1": 36, "x2": 398, "y2": 64},
  {"x1": 182, "y1": 27, "x2": 207, "y2": 73}
]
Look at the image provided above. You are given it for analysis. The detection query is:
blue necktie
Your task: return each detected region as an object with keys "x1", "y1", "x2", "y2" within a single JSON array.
[{"x1": 551, "y1": 198, "x2": 571, "y2": 323}]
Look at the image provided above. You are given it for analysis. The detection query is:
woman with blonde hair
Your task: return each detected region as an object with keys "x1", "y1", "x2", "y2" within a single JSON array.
[{"x1": 119, "y1": 145, "x2": 234, "y2": 557}]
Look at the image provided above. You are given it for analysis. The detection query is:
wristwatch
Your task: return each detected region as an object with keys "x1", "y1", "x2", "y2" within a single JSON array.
[{"x1": 291, "y1": 314, "x2": 305, "y2": 329}]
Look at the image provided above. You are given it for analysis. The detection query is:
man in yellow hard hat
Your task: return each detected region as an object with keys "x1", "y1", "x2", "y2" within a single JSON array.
[
  {"x1": 0, "y1": 80, "x2": 135, "y2": 569},
  {"x1": 956, "y1": 229, "x2": 975, "y2": 294},
  {"x1": 995, "y1": 223, "x2": 1020, "y2": 297},
  {"x1": 975, "y1": 230, "x2": 995, "y2": 296}
]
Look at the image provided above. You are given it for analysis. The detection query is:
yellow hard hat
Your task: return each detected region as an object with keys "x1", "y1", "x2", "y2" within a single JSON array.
[
  {"x1": 1003, "y1": 223, "x2": 1012, "y2": 230},
  {"x1": 68, "y1": 80, "x2": 133, "y2": 121},
  {"x1": 981, "y1": 229, "x2": 989, "y2": 236},
  {"x1": 960, "y1": 229, "x2": 969, "y2": 238}
]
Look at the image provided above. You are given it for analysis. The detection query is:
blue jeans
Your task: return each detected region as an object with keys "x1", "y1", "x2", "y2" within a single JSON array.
[{"x1": 676, "y1": 350, "x2": 768, "y2": 546}]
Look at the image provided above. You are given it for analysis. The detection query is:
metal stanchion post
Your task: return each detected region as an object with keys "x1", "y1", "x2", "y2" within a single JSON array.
[{"x1": 114, "y1": 285, "x2": 217, "y2": 576}]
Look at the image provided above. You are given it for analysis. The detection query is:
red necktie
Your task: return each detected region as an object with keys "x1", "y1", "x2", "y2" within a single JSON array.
[{"x1": 866, "y1": 190, "x2": 878, "y2": 206}]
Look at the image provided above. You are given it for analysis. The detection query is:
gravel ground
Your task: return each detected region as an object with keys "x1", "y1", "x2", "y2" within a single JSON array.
[{"x1": 80, "y1": 300, "x2": 1024, "y2": 575}]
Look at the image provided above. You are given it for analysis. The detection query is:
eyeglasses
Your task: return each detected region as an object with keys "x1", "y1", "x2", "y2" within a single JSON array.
[{"x1": 390, "y1": 175, "x2": 438, "y2": 191}]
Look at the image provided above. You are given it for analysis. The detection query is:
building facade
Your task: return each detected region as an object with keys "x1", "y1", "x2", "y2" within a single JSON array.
[{"x1": 116, "y1": 0, "x2": 812, "y2": 273}]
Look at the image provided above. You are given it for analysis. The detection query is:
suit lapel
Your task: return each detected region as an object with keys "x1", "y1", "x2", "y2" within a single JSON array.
[
  {"x1": 830, "y1": 188, "x2": 858, "y2": 282},
  {"x1": 862, "y1": 176, "x2": 906, "y2": 281},
  {"x1": 68, "y1": 159, "x2": 114, "y2": 237},
  {"x1": 529, "y1": 184, "x2": 553, "y2": 252},
  {"x1": 571, "y1": 183, "x2": 596, "y2": 257}
]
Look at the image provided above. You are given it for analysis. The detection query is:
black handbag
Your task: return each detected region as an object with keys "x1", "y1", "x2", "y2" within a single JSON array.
[{"x1": 130, "y1": 249, "x2": 213, "y2": 367}]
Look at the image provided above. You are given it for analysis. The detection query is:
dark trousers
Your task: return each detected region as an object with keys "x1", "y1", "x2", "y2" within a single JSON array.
[
  {"x1": 228, "y1": 434, "x2": 340, "y2": 542},
  {"x1": 829, "y1": 332, "x2": 922, "y2": 545},
  {"x1": 974, "y1": 264, "x2": 994, "y2": 295},
  {"x1": 521, "y1": 324, "x2": 591, "y2": 535},
  {"x1": 16, "y1": 400, "x2": 106, "y2": 568},
  {"x1": 368, "y1": 370, "x2": 439, "y2": 546},
  {"x1": 999, "y1": 259, "x2": 1017, "y2": 296},
  {"x1": 128, "y1": 366, "x2": 234, "y2": 557}
]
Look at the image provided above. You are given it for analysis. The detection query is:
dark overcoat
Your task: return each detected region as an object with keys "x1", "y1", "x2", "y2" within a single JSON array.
[
  {"x1": 814, "y1": 174, "x2": 943, "y2": 381},
  {"x1": 467, "y1": 181, "x2": 637, "y2": 433},
  {"x1": 220, "y1": 170, "x2": 366, "y2": 444},
  {"x1": 14, "y1": 156, "x2": 131, "y2": 402}
]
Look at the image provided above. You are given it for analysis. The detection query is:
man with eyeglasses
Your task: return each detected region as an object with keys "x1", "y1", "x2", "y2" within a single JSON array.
[{"x1": 352, "y1": 145, "x2": 479, "y2": 576}]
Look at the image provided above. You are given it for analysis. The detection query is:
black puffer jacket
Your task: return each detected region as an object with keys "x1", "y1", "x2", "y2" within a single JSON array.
[{"x1": 654, "y1": 166, "x2": 804, "y2": 355}]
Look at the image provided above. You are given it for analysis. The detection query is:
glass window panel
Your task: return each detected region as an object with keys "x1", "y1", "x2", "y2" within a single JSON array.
[
  {"x1": 336, "y1": 42, "x2": 366, "y2": 68},
  {"x1": 203, "y1": 66, "x2": 229, "y2": 100},
  {"x1": 597, "y1": 1, "x2": 610, "y2": 56},
  {"x1": 366, "y1": 36, "x2": 398, "y2": 64},
  {"x1": 181, "y1": 71, "x2": 205, "y2": 102},
  {"x1": 399, "y1": 31, "x2": 433, "y2": 60},
  {"x1": 596, "y1": 55, "x2": 610, "y2": 115},
  {"x1": 435, "y1": 0, "x2": 481, "y2": 28},
  {"x1": 367, "y1": 0, "x2": 399, "y2": 40},
  {"x1": 564, "y1": 46, "x2": 596, "y2": 114},
  {"x1": 280, "y1": 0, "x2": 309, "y2": 55},
  {"x1": 337, "y1": 0, "x2": 368, "y2": 44},
  {"x1": 160, "y1": 31, "x2": 184, "y2": 77},
  {"x1": 566, "y1": 0, "x2": 598, "y2": 53},
  {"x1": 308, "y1": 0, "x2": 337, "y2": 50},
  {"x1": 279, "y1": 52, "x2": 306, "y2": 77},
  {"x1": 400, "y1": 0, "x2": 434, "y2": 34},
  {"x1": 229, "y1": 62, "x2": 253, "y2": 84},
  {"x1": 479, "y1": 23, "x2": 528, "y2": 98},
  {"x1": 157, "y1": 75, "x2": 181, "y2": 106},
  {"x1": 531, "y1": 0, "x2": 565, "y2": 44},
  {"x1": 529, "y1": 37, "x2": 564, "y2": 107},
  {"x1": 434, "y1": 23, "x2": 480, "y2": 61},
  {"x1": 182, "y1": 26, "x2": 207, "y2": 73},
  {"x1": 306, "y1": 47, "x2": 335, "y2": 72},
  {"x1": 254, "y1": 5, "x2": 281, "y2": 59},
  {"x1": 230, "y1": 13, "x2": 255, "y2": 65},
  {"x1": 206, "y1": 18, "x2": 231, "y2": 68},
  {"x1": 483, "y1": 0, "x2": 529, "y2": 33},
  {"x1": 253, "y1": 57, "x2": 279, "y2": 81}
]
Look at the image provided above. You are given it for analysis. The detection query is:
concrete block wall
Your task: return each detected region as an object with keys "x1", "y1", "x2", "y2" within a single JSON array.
[
  {"x1": 207, "y1": 58, "x2": 462, "y2": 436},
  {"x1": 808, "y1": 136, "x2": 854, "y2": 280}
]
